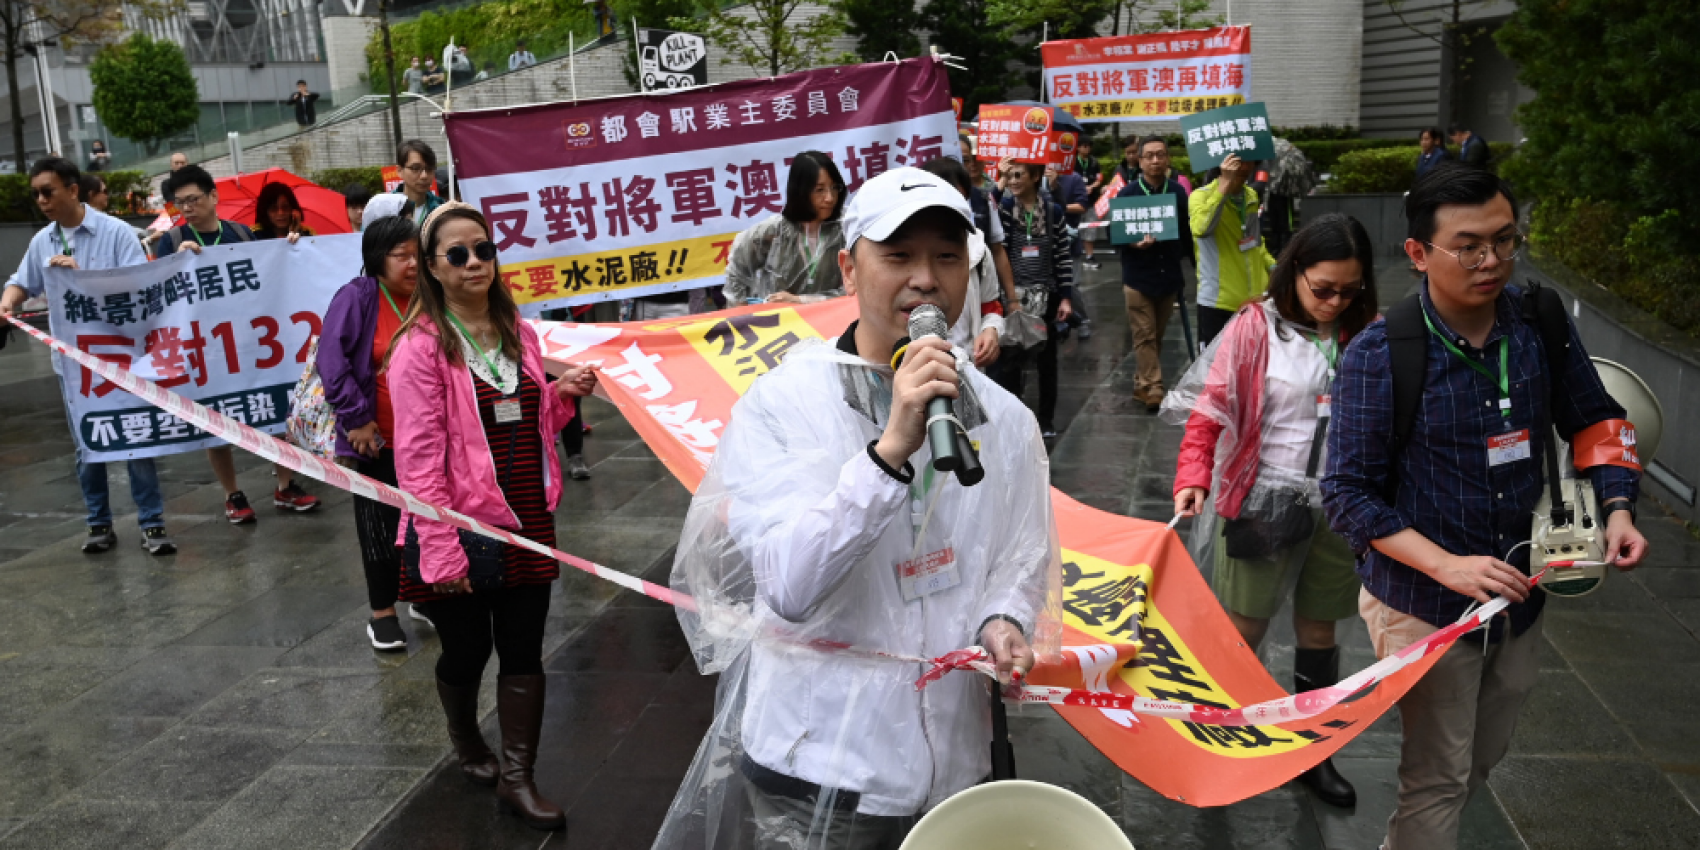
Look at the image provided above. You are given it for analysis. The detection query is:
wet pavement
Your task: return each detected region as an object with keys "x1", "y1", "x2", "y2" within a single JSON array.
[{"x1": 2, "y1": 253, "x2": 1698, "y2": 849}]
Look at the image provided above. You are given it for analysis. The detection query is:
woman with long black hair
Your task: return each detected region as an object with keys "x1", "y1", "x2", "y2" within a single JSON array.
[
  {"x1": 723, "y1": 150, "x2": 847, "y2": 304},
  {"x1": 388, "y1": 203, "x2": 596, "y2": 831},
  {"x1": 1164, "y1": 213, "x2": 1380, "y2": 809}
]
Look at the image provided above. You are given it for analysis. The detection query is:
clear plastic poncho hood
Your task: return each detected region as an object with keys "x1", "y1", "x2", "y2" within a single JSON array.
[{"x1": 655, "y1": 338, "x2": 1063, "y2": 849}]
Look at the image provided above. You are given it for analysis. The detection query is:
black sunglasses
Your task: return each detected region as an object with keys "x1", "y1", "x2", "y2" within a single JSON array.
[{"x1": 435, "y1": 240, "x2": 498, "y2": 267}]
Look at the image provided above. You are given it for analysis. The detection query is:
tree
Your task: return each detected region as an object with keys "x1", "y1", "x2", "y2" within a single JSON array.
[
  {"x1": 1497, "y1": 0, "x2": 1700, "y2": 252},
  {"x1": 839, "y1": 0, "x2": 920, "y2": 63},
  {"x1": 89, "y1": 33, "x2": 199, "y2": 157},
  {"x1": 920, "y1": 0, "x2": 1021, "y2": 113},
  {"x1": 0, "y1": 0, "x2": 137, "y2": 172},
  {"x1": 674, "y1": 0, "x2": 851, "y2": 78}
]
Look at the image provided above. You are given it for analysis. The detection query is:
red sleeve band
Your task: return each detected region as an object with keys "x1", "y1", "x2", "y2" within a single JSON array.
[{"x1": 1572, "y1": 419, "x2": 1642, "y2": 472}]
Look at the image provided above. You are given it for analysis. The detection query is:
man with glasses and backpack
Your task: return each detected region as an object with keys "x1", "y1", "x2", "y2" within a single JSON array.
[{"x1": 1323, "y1": 163, "x2": 1648, "y2": 849}]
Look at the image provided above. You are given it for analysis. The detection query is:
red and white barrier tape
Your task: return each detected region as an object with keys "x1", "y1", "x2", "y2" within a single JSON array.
[{"x1": 8, "y1": 315, "x2": 1536, "y2": 726}]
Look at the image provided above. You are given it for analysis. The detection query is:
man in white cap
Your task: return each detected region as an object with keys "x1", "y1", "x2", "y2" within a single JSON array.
[{"x1": 658, "y1": 167, "x2": 1061, "y2": 849}]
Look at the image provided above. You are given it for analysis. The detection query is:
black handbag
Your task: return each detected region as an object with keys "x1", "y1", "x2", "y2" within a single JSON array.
[
  {"x1": 1221, "y1": 414, "x2": 1327, "y2": 560},
  {"x1": 401, "y1": 405, "x2": 521, "y2": 591}
]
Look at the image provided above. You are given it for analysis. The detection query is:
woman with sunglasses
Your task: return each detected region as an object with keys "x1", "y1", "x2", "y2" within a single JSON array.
[
  {"x1": 1161, "y1": 213, "x2": 1379, "y2": 810},
  {"x1": 387, "y1": 203, "x2": 596, "y2": 831},
  {"x1": 252, "y1": 182, "x2": 311, "y2": 241}
]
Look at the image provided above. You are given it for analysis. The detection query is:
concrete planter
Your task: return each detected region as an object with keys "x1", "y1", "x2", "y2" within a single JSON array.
[{"x1": 1524, "y1": 253, "x2": 1700, "y2": 524}]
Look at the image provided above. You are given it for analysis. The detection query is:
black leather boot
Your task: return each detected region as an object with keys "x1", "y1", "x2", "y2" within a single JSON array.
[
  {"x1": 495, "y1": 675, "x2": 566, "y2": 831},
  {"x1": 435, "y1": 677, "x2": 498, "y2": 786},
  {"x1": 1294, "y1": 646, "x2": 1357, "y2": 808}
]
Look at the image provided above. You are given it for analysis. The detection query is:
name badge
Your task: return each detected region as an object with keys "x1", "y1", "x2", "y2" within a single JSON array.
[
  {"x1": 493, "y1": 399, "x2": 523, "y2": 424},
  {"x1": 1238, "y1": 233, "x2": 1261, "y2": 253},
  {"x1": 1020, "y1": 245, "x2": 1041, "y2": 259},
  {"x1": 895, "y1": 545, "x2": 961, "y2": 602},
  {"x1": 1316, "y1": 394, "x2": 1331, "y2": 419},
  {"x1": 1487, "y1": 429, "x2": 1531, "y2": 467}
]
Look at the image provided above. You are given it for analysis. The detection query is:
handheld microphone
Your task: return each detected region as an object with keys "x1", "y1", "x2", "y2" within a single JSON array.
[{"x1": 902, "y1": 304, "x2": 984, "y2": 486}]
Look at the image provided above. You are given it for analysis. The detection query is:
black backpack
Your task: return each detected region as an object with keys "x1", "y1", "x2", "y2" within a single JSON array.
[{"x1": 1384, "y1": 282, "x2": 1574, "y2": 524}]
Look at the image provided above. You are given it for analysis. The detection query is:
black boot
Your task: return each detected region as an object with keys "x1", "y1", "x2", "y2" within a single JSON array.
[
  {"x1": 435, "y1": 678, "x2": 498, "y2": 786},
  {"x1": 1294, "y1": 646, "x2": 1357, "y2": 808},
  {"x1": 495, "y1": 675, "x2": 566, "y2": 831}
]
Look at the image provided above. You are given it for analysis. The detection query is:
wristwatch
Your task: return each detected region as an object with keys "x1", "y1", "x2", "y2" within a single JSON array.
[{"x1": 1601, "y1": 500, "x2": 1637, "y2": 523}]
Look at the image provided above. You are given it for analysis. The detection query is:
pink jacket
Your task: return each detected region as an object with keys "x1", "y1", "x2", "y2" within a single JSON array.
[{"x1": 389, "y1": 316, "x2": 574, "y2": 583}]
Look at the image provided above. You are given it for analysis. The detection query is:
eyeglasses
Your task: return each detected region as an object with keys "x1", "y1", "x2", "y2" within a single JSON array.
[
  {"x1": 386, "y1": 248, "x2": 417, "y2": 260},
  {"x1": 1424, "y1": 231, "x2": 1526, "y2": 271},
  {"x1": 173, "y1": 192, "x2": 208, "y2": 207},
  {"x1": 32, "y1": 185, "x2": 58, "y2": 199},
  {"x1": 402, "y1": 164, "x2": 432, "y2": 175},
  {"x1": 435, "y1": 240, "x2": 497, "y2": 267},
  {"x1": 1301, "y1": 271, "x2": 1362, "y2": 302},
  {"x1": 1139, "y1": 150, "x2": 1169, "y2": 160}
]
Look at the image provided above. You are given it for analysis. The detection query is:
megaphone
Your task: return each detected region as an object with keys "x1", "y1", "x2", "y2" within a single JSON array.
[
  {"x1": 899, "y1": 780, "x2": 1134, "y2": 850},
  {"x1": 1532, "y1": 358, "x2": 1663, "y2": 597}
]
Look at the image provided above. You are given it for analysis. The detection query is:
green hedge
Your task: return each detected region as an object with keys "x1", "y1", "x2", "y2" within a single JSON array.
[
  {"x1": 1325, "y1": 142, "x2": 1519, "y2": 193},
  {"x1": 1291, "y1": 138, "x2": 1410, "y2": 172},
  {"x1": 313, "y1": 167, "x2": 387, "y2": 197},
  {"x1": 1531, "y1": 198, "x2": 1700, "y2": 338},
  {"x1": 0, "y1": 169, "x2": 151, "y2": 222},
  {"x1": 366, "y1": 0, "x2": 596, "y2": 93},
  {"x1": 1326, "y1": 146, "x2": 1421, "y2": 193}
]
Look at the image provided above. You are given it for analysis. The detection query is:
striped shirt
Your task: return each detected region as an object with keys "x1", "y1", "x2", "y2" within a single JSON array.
[
  {"x1": 997, "y1": 195, "x2": 1074, "y2": 299},
  {"x1": 400, "y1": 371, "x2": 558, "y2": 601}
]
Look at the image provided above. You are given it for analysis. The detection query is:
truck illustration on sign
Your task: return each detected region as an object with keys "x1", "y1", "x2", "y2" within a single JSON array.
[{"x1": 640, "y1": 31, "x2": 707, "y2": 90}]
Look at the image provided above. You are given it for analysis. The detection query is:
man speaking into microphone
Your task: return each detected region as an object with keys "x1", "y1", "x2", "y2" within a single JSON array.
[{"x1": 657, "y1": 166, "x2": 1063, "y2": 849}]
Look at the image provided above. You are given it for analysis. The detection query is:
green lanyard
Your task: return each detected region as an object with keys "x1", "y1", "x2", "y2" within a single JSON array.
[
  {"x1": 1137, "y1": 177, "x2": 1170, "y2": 196},
  {"x1": 1423, "y1": 307, "x2": 1510, "y2": 417},
  {"x1": 378, "y1": 284, "x2": 405, "y2": 321},
  {"x1": 52, "y1": 224, "x2": 74, "y2": 257},
  {"x1": 445, "y1": 312, "x2": 505, "y2": 386},
  {"x1": 190, "y1": 224, "x2": 224, "y2": 248},
  {"x1": 1022, "y1": 206, "x2": 1037, "y2": 239},
  {"x1": 1309, "y1": 332, "x2": 1338, "y2": 377}
]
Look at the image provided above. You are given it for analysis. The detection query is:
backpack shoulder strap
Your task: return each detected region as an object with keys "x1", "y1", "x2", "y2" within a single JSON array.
[
  {"x1": 1382, "y1": 293, "x2": 1428, "y2": 502},
  {"x1": 1385, "y1": 293, "x2": 1428, "y2": 454},
  {"x1": 1522, "y1": 281, "x2": 1570, "y2": 386}
]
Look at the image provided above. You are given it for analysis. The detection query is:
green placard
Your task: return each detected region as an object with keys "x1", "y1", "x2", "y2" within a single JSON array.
[
  {"x1": 1180, "y1": 102, "x2": 1275, "y2": 170},
  {"x1": 1109, "y1": 194, "x2": 1179, "y2": 244}
]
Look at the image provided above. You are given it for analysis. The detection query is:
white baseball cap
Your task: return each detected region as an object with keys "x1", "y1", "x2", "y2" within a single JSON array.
[{"x1": 841, "y1": 166, "x2": 976, "y2": 250}]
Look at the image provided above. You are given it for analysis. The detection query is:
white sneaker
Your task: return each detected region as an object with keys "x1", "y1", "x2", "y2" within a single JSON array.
[{"x1": 409, "y1": 603, "x2": 434, "y2": 629}]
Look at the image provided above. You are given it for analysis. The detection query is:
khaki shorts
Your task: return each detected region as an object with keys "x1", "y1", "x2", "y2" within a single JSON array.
[{"x1": 1213, "y1": 509, "x2": 1361, "y2": 621}]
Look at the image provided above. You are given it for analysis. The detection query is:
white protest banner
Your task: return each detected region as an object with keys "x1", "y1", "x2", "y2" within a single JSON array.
[
  {"x1": 444, "y1": 57, "x2": 959, "y2": 315},
  {"x1": 44, "y1": 235, "x2": 360, "y2": 463},
  {"x1": 1042, "y1": 26, "x2": 1251, "y2": 123}
]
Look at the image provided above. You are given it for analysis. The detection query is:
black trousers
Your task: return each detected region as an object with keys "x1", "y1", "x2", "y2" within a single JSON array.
[
  {"x1": 561, "y1": 406, "x2": 584, "y2": 456},
  {"x1": 1196, "y1": 304, "x2": 1237, "y2": 350},
  {"x1": 992, "y1": 295, "x2": 1062, "y2": 429},
  {"x1": 353, "y1": 450, "x2": 402, "y2": 612},
  {"x1": 430, "y1": 582, "x2": 552, "y2": 688}
]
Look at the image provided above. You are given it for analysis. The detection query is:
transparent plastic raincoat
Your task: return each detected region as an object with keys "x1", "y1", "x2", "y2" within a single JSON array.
[
  {"x1": 723, "y1": 215, "x2": 847, "y2": 305},
  {"x1": 1160, "y1": 300, "x2": 1338, "y2": 568},
  {"x1": 655, "y1": 337, "x2": 1063, "y2": 849}
]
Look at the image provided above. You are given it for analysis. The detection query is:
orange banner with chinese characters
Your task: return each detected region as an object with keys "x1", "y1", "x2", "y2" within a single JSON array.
[{"x1": 534, "y1": 298, "x2": 1450, "y2": 807}]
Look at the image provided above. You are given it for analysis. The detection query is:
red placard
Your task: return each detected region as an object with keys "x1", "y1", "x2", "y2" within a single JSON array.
[{"x1": 975, "y1": 103, "x2": 1057, "y2": 165}]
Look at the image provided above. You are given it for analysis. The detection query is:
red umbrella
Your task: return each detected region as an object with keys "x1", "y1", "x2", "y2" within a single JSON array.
[{"x1": 214, "y1": 168, "x2": 353, "y2": 236}]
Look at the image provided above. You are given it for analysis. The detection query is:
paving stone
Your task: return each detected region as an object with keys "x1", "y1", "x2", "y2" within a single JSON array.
[
  {"x1": 1509, "y1": 669, "x2": 1638, "y2": 758},
  {"x1": 0, "y1": 714, "x2": 174, "y2": 819},
  {"x1": 1491, "y1": 756, "x2": 1700, "y2": 848},
  {"x1": 164, "y1": 766, "x2": 427, "y2": 850},
  {"x1": 0, "y1": 800, "x2": 218, "y2": 850},
  {"x1": 184, "y1": 668, "x2": 385, "y2": 730},
  {"x1": 73, "y1": 725, "x2": 306, "y2": 804},
  {"x1": 174, "y1": 586, "x2": 370, "y2": 648},
  {"x1": 58, "y1": 645, "x2": 285, "y2": 720}
]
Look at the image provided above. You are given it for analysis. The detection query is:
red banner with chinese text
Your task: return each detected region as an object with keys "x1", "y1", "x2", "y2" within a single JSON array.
[
  {"x1": 535, "y1": 298, "x2": 1450, "y2": 807},
  {"x1": 1043, "y1": 26, "x2": 1252, "y2": 123},
  {"x1": 444, "y1": 58, "x2": 959, "y2": 314}
]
